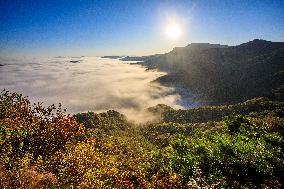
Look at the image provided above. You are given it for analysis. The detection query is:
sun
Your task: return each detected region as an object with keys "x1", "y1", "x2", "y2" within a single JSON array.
[{"x1": 165, "y1": 23, "x2": 182, "y2": 40}]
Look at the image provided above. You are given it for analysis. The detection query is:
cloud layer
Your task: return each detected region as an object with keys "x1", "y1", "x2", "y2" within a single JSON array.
[{"x1": 0, "y1": 57, "x2": 182, "y2": 122}]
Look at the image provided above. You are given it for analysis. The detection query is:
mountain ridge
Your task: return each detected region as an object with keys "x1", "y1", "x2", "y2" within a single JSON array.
[{"x1": 127, "y1": 39, "x2": 284, "y2": 105}]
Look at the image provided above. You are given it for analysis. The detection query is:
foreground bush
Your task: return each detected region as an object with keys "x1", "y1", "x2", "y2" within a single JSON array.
[
  {"x1": 0, "y1": 90, "x2": 84, "y2": 188},
  {"x1": 1, "y1": 90, "x2": 283, "y2": 188},
  {"x1": 0, "y1": 91, "x2": 152, "y2": 188},
  {"x1": 149, "y1": 116, "x2": 283, "y2": 188}
]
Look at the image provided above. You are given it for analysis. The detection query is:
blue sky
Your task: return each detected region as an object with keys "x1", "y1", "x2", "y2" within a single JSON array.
[{"x1": 0, "y1": 0, "x2": 283, "y2": 57}]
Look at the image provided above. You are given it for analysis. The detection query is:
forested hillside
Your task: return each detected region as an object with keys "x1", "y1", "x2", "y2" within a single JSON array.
[
  {"x1": 133, "y1": 39, "x2": 284, "y2": 105},
  {"x1": 1, "y1": 91, "x2": 283, "y2": 188}
]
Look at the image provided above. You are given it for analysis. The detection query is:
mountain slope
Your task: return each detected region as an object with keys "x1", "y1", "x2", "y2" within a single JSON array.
[
  {"x1": 138, "y1": 39, "x2": 284, "y2": 105},
  {"x1": 1, "y1": 90, "x2": 284, "y2": 188}
]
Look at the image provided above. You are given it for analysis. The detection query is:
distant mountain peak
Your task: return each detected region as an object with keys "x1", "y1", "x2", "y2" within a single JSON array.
[
  {"x1": 238, "y1": 39, "x2": 272, "y2": 48},
  {"x1": 170, "y1": 43, "x2": 229, "y2": 54},
  {"x1": 252, "y1": 39, "x2": 269, "y2": 42},
  {"x1": 185, "y1": 43, "x2": 229, "y2": 49}
]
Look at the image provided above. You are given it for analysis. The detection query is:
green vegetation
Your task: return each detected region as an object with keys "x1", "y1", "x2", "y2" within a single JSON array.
[{"x1": 1, "y1": 90, "x2": 283, "y2": 188}]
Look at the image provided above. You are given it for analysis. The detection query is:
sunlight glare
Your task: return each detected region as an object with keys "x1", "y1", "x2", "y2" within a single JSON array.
[{"x1": 165, "y1": 23, "x2": 182, "y2": 40}]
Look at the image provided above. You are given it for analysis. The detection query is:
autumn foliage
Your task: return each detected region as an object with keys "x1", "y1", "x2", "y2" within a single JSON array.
[{"x1": 0, "y1": 90, "x2": 283, "y2": 188}]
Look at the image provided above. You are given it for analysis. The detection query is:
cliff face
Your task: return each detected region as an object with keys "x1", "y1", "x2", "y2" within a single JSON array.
[{"x1": 141, "y1": 39, "x2": 284, "y2": 105}]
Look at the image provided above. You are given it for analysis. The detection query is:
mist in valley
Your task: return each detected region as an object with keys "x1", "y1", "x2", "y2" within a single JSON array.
[{"x1": 0, "y1": 57, "x2": 188, "y2": 122}]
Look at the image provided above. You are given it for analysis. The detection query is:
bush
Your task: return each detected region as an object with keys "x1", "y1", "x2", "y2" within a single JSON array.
[
  {"x1": 1, "y1": 91, "x2": 283, "y2": 188},
  {"x1": 149, "y1": 116, "x2": 283, "y2": 188}
]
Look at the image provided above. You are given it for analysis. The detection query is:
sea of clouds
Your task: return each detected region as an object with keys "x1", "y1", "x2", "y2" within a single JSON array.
[{"x1": 0, "y1": 56, "x2": 184, "y2": 122}]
